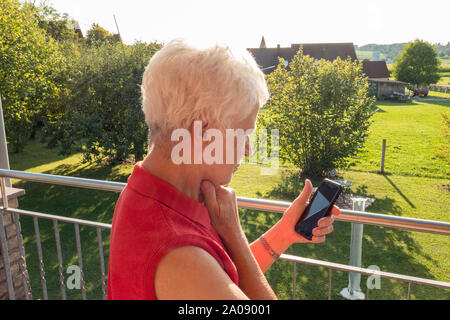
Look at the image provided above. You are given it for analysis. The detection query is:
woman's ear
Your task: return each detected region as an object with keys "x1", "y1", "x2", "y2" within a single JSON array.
[
  {"x1": 190, "y1": 119, "x2": 209, "y2": 139},
  {"x1": 189, "y1": 119, "x2": 208, "y2": 132},
  {"x1": 202, "y1": 121, "x2": 209, "y2": 139}
]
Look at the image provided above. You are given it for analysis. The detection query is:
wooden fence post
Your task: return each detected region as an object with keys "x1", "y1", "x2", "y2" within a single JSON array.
[{"x1": 380, "y1": 139, "x2": 386, "y2": 174}]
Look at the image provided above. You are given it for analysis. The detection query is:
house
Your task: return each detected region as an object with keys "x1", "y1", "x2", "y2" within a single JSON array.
[
  {"x1": 247, "y1": 37, "x2": 357, "y2": 74},
  {"x1": 73, "y1": 21, "x2": 84, "y2": 39},
  {"x1": 362, "y1": 61, "x2": 409, "y2": 100},
  {"x1": 248, "y1": 37, "x2": 408, "y2": 100}
]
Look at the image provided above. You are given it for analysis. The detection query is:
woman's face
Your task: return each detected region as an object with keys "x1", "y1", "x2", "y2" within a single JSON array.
[{"x1": 201, "y1": 107, "x2": 259, "y2": 186}]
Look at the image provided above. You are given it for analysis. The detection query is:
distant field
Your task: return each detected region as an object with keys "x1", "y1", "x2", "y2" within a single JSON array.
[
  {"x1": 438, "y1": 72, "x2": 450, "y2": 85},
  {"x1": 440, "y1": 57, "x2": 450, "y2": 66},
  {"x1": 356, "y1": 50, "x2": 373, "y2": 60},
  {"x1": 356, "y1": 50, "x2": 389, "y2": 61},
  {"x1": 385, "y1": 64, "x2": 449, "y2": 85}
]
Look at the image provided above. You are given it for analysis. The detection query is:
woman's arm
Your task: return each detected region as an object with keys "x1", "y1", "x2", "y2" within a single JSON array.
[
  {"x1": 155, "y1": 245, "x2": 250, "y2": 300},
  {"x1": 250, "y1": 180, "x2": 341, "y2": 273},
  {"x1": 215, "y1": 213, "x2": 277, "y2": 300}
]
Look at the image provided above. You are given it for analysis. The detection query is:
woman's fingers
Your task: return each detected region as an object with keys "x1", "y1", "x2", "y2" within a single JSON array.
[
  {"x1": 313, "y1": 224, "x2": 334, "y2": 237},
  {"x1": 316, "y1": 205, "x2": 340, "y2": 228},
  {"x1": 311, "y1": 235, "x2": 326, "y2": 243},
  {"x1": 317, "y1": 215, "x2": 333, "y2": 228},
  {"x1": 331, "y1": 205, "x2": 341, "y2": 216},
  {"x1": 200, "y1": 180, "x2": 218, "y2": 213},
  {"x1": 312, "y1": 212, "x2": 338, "y2": 239}
]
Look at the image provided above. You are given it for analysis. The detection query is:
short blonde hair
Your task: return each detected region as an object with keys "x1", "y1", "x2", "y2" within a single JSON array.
[{"x1": 141, "y1": 39, "x2": 269, "y2": 144}]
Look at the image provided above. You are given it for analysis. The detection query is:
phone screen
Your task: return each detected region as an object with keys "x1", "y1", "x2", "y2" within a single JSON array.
[
  {"x1": 304, "y1": 183, "x2": 339, "y2": 220},
  {"x1": 294, "y1": 179, "x2": 342, "y2": 240}
]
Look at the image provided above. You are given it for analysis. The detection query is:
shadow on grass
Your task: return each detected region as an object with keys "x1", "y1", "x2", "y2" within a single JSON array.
[
  {"x1": 377, "y1": 98, "x2": 450, "y2": 108},
  {"x1": 252, "y1": 171, "x2": 447, "y2": 300},
  {"x1": 382, "y1": 174, "x2": 415, "y2": 208},
  {"x1": 412, "y1": 98, "x2": 450, "y2": 108},
  {"x1": 376, "y1": 100, "x2": 419, "y2": 108}
]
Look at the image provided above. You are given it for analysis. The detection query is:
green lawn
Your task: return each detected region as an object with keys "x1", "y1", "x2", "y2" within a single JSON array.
[
  {"x1": 7, "y1": 92, "x2": 450, "y2": 300},
  {"x1": 348, "y1": 96, "x2": 449, "y2": 178},
  {"x1": 438, "y1": 72, "x2": 450, "y2": 85}
]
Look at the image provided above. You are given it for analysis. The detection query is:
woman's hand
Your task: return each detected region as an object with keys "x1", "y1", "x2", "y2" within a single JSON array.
[
  {"x1": 200, "y1": 180, "x2": 245, "y2": 243},
  {"x1": 200, "y1": 180, "x2": 278, "y2": 300},
  {"x1": 279, "y1": 179, "x2": 341, "y2": 245}
]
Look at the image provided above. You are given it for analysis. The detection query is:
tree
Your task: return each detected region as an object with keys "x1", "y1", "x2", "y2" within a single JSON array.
[
  {"x1": 259, "y1": 49, "x2": 376, "y2": 177},
  {"x1": 0, "y1": 0, "x2": 67, "y2": 152},
  {"x1": 31, "y1": 1, "x2": 79, "y2": 42},
  {"x1": 85, "y1": 23, "x2": 120, "y2": 47},
  {"x1": 392, "y1": 40, "x2": 441, "y2": 87},
  {"x1": 56, "y1": 41, "x2": 162, "y2": 164}
]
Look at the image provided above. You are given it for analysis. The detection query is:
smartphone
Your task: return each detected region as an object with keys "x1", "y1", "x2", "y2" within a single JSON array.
[{"x1": 294, "y1": 179, "x2": 343, "y2": 240}]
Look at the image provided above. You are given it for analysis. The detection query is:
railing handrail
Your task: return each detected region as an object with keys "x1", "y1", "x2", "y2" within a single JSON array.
[
  {"x1": 1, "y1": 168, "x2": 450, "y2": 235},
  {"x1": 0, "y1": 168, "x2": 125, "y2": 192},
  {"x1": 2, "y1": 207, "x2": 112, "y2": 229},
  {"x1": 280, "y1": 253, "x2": 450, "y2": 290},
  {"x1": 3, "y1": 201, "x2": 450, "y2": 293}
]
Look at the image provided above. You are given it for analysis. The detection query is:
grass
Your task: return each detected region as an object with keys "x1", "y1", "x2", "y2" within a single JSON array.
[
  {"x1": 438, "y1": 72, "x2": 450, "y2": 85},
  {"x1": 347, "y1": 94, "x2": 449, "y2": 178},
  {"x1": 7, "y1": 93, "x2": 450, "y2": 300}
]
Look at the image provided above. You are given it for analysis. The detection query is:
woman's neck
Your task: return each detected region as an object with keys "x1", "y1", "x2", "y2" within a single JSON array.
[{"x1": 141, "y1": 147, "x2": 203, "y2": 202}]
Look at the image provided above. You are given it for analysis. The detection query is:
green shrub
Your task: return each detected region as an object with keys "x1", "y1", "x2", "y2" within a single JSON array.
[{"x1": 259, "y1": 48, "x2": 376, "y2": 177}]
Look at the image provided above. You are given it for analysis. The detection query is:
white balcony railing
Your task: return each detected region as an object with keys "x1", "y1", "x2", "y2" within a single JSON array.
[{"x1": 1, "y1": 169, "x2": 449, "y2": 300}]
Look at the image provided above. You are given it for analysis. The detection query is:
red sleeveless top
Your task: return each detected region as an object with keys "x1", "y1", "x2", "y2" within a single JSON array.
[{"x1": 107, "y1": 161, "x2": 239, "y2": 300}]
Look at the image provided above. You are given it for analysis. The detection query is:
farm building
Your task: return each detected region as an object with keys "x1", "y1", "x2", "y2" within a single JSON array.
[
  {"x1": 247, "y1": 37, "x2": 408, "y2": 100},
  {"x1": 73, "y1": 21, "x2": 84, "y2": 39},
  {"x1": 362, "y1": 61, "x2": 409, "y2": 100},
  {"x1": 247, "y1": 37, "x2": 357, "y2": 74}
]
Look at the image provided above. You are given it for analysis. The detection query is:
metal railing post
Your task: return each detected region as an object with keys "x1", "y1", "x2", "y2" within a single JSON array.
[
  {"x1": 96, "y1": 227, "x2": 107, "y2": 300},
  {"x1": 74, "y1": 224, "x2": 87, "y2": 300},
  {"x1": 14, "y1": 212, "x2": 32, "y2": 300},
  {"x1": 0, "y1": 94, "x2": 11, "y2": 187},
  {"x1": 0, "y1": 177, "x2": 15, "y2": 299},
  {"x1": 340, "y1": 198, "x2": 366, "y2": 300},
  {"x1": 33, "y1": 217, "x2": 48, "y2": 300},
  {"x1": 53, "y1": 219, "x2": 67, "y2": 300},
  {"x1": 292, "y1": 262, "x2": 296, "y2": 300}
]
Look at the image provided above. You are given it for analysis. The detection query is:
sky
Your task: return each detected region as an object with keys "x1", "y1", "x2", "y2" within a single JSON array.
[{"x1": 48, "y1": 0, "x2": 450, "y2": 49}]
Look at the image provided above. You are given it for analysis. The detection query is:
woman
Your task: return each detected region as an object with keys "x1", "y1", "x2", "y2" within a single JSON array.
[{"x1": 107, "y1": 39, "x2": 340, "y2": 300}]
